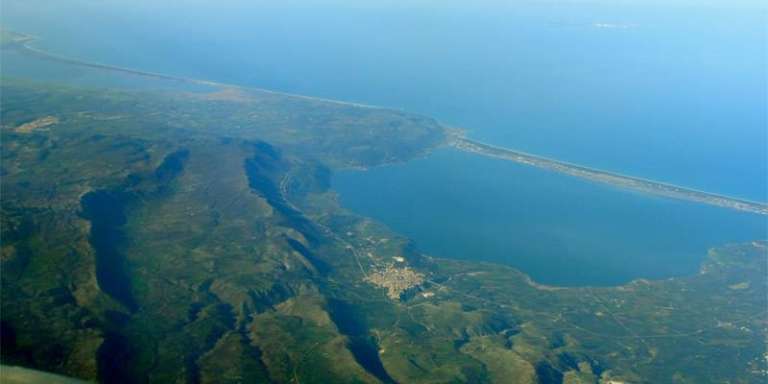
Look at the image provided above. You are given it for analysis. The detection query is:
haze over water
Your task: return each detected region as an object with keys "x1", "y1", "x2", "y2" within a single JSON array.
[{"x1": 3, "y1": 0, "x2": 766, "y2": 285}]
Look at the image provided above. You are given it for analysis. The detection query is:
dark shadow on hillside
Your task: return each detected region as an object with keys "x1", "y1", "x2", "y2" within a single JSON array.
[{"x1": 327, "y1": 299, "x2": 397, "y2": 384}]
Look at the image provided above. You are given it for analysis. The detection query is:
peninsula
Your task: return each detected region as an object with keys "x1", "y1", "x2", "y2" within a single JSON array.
[{"x1": 452, "y1": 136, "x2": 768, "y2": 215}]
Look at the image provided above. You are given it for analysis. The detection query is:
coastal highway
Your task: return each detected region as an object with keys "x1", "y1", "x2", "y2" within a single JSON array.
[{"x1": 451, "y1": 136, "x2": 768, "y2": 216}]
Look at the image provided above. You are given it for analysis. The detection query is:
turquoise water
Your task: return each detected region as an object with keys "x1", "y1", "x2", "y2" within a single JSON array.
[{"x1": 2, "y1": 1, "x2": 766, "y2": 285}]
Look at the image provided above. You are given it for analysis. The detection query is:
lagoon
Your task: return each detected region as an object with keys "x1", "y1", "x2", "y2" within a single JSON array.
[{"x1": 334, "y1": 148, "x2": 766, "y2": 286}]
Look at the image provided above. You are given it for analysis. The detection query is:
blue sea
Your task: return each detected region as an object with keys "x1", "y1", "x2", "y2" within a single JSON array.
[{"x1": 2, "y1": 0, "x2": 766, "y2": 285}]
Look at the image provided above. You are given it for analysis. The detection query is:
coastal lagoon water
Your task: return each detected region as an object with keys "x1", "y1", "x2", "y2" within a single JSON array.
[
  {"x1": 2, "y1": 0, "x2": 766, "y2": 285},
  {"x1": 334, "y1": 148, "x2": 766, "y2": 286}
]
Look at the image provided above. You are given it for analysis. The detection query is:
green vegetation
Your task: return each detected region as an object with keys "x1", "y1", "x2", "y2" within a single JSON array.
[{"x1": 1, "y1": 72, "x2": 766, "y2": 383}]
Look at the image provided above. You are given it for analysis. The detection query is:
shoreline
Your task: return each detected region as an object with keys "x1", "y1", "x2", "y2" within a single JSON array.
[
  {"x1": 451, "y1": 136, "x2": 768, "y2": 215},
  {"x1": 3, "y1": 29, "x2": 381, "y2": 109},
  {"x1": 5, "y1": 29, "x2": 765, "y2": 216}
]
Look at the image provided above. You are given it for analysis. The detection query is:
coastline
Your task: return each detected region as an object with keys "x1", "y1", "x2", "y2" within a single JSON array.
[
  {"x1": 451, "y1": 136, "x2": 768, "y2": 215},
  {"x1": 2, "y1": 29, "x2": 381, "y2": 109},
  {"x1": 4, "y1": 28, "x2": 765, "y2": 216}
]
